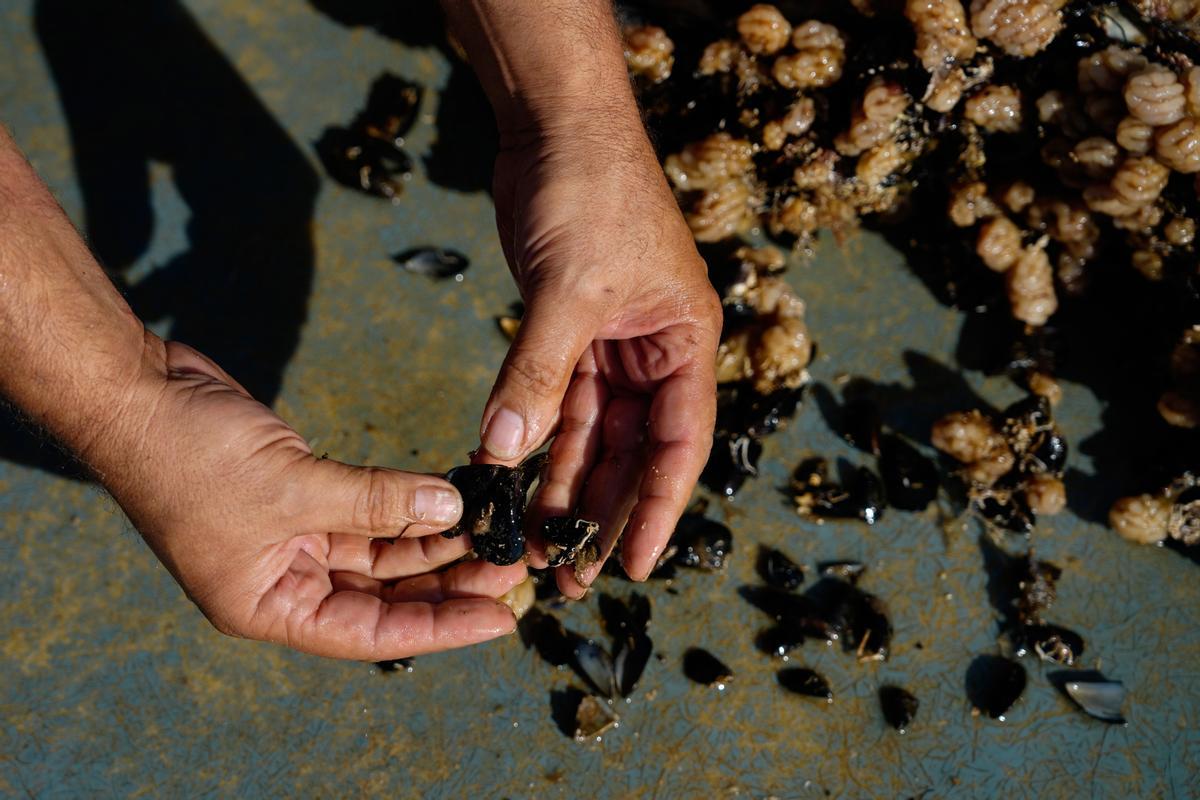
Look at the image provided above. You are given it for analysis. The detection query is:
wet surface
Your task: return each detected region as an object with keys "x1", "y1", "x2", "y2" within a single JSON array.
[{"x1": 1, "y1": 1, "x2": 1199, "y2": 796}]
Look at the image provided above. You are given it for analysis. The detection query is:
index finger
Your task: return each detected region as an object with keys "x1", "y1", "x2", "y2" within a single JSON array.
[{"x1": 618, "y1": 360, "x2": 717, "y2": 581}]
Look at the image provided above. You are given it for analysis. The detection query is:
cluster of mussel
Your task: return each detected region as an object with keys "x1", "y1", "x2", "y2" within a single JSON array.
[
  {"x1": 521, "y1": 593, "x2": 653, "y2": 741},
  {"x1": 624, "y1": 1, "x2": 1200, "y2": 548},
  {"x1": 931, "y1": 394, "x2": 1069, "y2": 533},
  {"x1": 741, "y1": 550, "x2": 922, "y2": 732},
  {"x1": 702, "y1": 245, "x2": 813, "y2": 499},
  {"x1": 315, "y1": 72, "x2": 420, "y2": 203},
  {"x1": 971, "y1": 537, "x2": 1127, "y2": 723}
]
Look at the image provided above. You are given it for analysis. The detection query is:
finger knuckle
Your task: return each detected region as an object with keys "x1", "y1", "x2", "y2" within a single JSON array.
[
  {"x1": 358, "y1": 468, "x2": 410, "y2": 534},
  {"x1": 505, "y1": 354, "x2": 561, "y2": 399}
]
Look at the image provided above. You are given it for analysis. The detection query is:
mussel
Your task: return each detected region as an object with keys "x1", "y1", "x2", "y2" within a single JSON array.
[
  {"x1": 790, "y1": 458, "x2": 886, "y2": 525},
  {"x1": 966, "y1": 655, "x2": 1026, "y2": 721},
  {"x1": 757, "y1": 546, "x2": 805, "y2": 591},
  {"x1": 1051, "y1": 670, "x2": 1128, "y2": 724},
  {"x1": 442, "y1": 453, "x2": 545, "y2": 566},
  {"x1": 777, "y1": 667, "x2": 833, "y2": 702},
  {"x1": 879, "y1": 685, "x2": 918, "y2": 733},
  {"x1": 683, "y1": 647, "x2": 733, "y2": 688},
  {"x1": 314, "y1": 73, "x2": 421, "y2": 201},
  {"x1": 393, "y1": 247, "x2": 469, "y2": 280}
]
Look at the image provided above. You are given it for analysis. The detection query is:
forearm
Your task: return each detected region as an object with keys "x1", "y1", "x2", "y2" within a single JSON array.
[
  {"x1": 0, "y1": 127, "x2": 161, "y2": 467},
  {"x1": 439, "y1": 0, "x2": 642, "y2": 135}
]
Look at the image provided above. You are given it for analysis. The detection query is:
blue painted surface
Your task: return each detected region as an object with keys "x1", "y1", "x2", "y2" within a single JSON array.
[{"x1": 1, "y1": 1, "x2": 1198, "y2": 797}]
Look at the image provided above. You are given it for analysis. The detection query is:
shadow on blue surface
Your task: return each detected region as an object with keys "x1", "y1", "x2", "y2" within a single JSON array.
[
  {"x1": 309, "y1": 0, "x2": 497, "y2": 195},
  {"x1": 0, "y1": 0, "x2": 319, "y2": 476}
]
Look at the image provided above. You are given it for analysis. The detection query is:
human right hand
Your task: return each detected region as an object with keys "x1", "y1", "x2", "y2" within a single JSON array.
[{"x1": 93, "y1": 339, "x2": 524, "y2": 660}]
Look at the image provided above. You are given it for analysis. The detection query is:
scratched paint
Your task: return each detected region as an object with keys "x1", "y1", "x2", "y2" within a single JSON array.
[{"x1": 0, "y1": 1, "x2": 1197, "y2": 797}]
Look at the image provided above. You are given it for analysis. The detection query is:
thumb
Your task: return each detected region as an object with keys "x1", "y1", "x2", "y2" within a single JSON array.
[
  {"x1": 300, "y1": 458, "x2": 464, "y2": 538},
  {"x1": 480, "y1": 297, "x2": 598, "y2": 463}
]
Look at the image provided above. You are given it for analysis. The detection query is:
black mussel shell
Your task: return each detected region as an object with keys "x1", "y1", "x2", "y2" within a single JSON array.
[
  {"x1": 613, "y1": 633, "x2": 652, "y2": 698},
  {"x1": 315, "y1": 126, "x2": 414, "y2": 199},
  {"x1": 1050, "y1": 670, "x2": 1127, "y2": 724},
  {"x1": 701, "y1": 432, "x2": 763, "y2": 498},
  {"x1": 598, "y1": 592, "x2": 652, "y2": 640},
  {"x1": 716, "y1": 382, "x2": 804, "y2": 438},
  {"x1": 393, "y1": 247, "x2": 470, "y2": 279},
  {"x1": 803, "y1": 577, "x2": 892, "y2": 660},
  {"x1": 839, "y1": 397, "x2": 882, "y2": 456},
  {"x1": 757, "y1": 546, "x2": 805, "y2": 591},
  {"x1": 671, "y1": 513, "x2": 733, "y2": 571},
  {"x1": 879, "y1": 685, "x2": 919, "y2": 733},
  {"x1": 817, "y1": 561, "x2": 867, "y2": 584},
  {"x1": 443, "y1": 455, "x2": 544, "y2": 565},
  {"x1": 975, "y1": 491, "x2": 1035, "y2": 534},
  {"x1": 375, "y1": 657, "x2": 414, "y2": 673},
  {"x1": 1001, "y1": 395, "x2": 1051, "y2": 433},
  {"x1": 966, "y1": 655, "x2": 1026, "y2": 720},
  {"x1": 683, "y1": 648, "x2": 733, "y2": 687},
  {"x1": 360, "y1": 73, "x2": 422, "y2": 144},
  {"x1": 543, "y1": 517, "x2": 601, "y2": 567},
  {"x1": 792, "y1": 461, "x2": 885, "y2": 525},
  {"x1": 879, "y1": 434, "x2": 939, "y2": 511},
  {"x1": 1028, "y1": 429, "x2": 1068, "y2": 476},
  {"x1": 1015, "y1": 623, "x2": 1084, "y2": 665},
  {"x1": 755, "y1": 624, "x2": 807, "y2": 658},
  {"x1": 573, "y1": 639, "x2": 617, "y2": 699},
  {"x1": 777, "y1": 667, "x2": 833, "y2": 702}
]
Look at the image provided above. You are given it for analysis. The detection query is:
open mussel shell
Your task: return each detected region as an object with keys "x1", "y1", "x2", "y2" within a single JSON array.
[
  {"x1": 966, "y1": 655, "x2": 1026, "y2": 721},
  {"x1": 777, "y1": 667, "x2": 833, "y2": 703},
  {"x1": 573, "y1": 694, "x2": 619, "y2": 742},
  {"x1": 1015, "y1": 623, "x2": 1085, "y2": 666},
  {"x1": 1051, "y1": 671, "x2": 1128, "y2": 724},
  {"x1": 757, "y1": 546, "x2": 805, "y2": 591},
  {"x1": 683, "y1": 648, "x2": 732, "y2": 688},
  {"x1": 572, "y1": 639, "x2": 618, "y2": 699},
  {"x1": 613, "y1": 634, "x2": 652, "y2": 698},
  {"x1": 394, "y1": 247, "x2": 469, "y2": 279},
  {"x1": 879, "y1": 685, "x2": 918, "y2": 733}
]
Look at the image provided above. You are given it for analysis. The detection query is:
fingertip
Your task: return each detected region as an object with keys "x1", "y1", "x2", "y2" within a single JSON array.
[{"x1": 413, "y1": 484, "x2": 463, "y2": 528}]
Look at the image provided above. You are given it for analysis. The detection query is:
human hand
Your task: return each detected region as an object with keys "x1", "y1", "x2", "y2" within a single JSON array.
[
  {"x1": 95, "y1": 340, "x2": 525, "y2": 660},
  {"x1": 479, "y1": 117, "x2": 722, "y2": 597}
]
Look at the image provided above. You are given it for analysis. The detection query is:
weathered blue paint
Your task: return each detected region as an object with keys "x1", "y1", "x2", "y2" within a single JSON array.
[{"x1": 1, "y1": 1, "x2": 1197, "y2": 797}]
